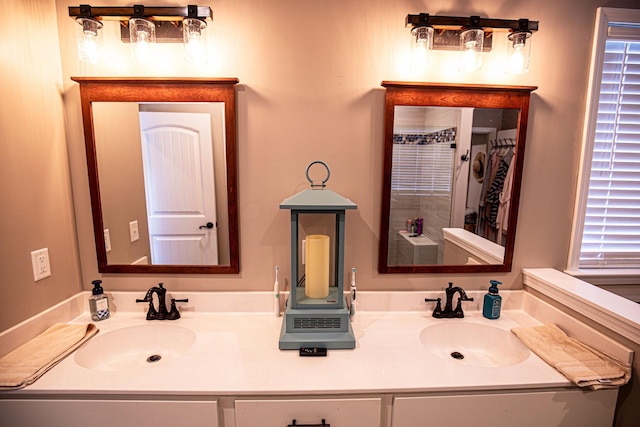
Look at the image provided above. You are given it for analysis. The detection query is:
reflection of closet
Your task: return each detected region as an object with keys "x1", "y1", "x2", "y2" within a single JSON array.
[{"x1": 467, "y1": 128, "x2": 517, "y2": 245}]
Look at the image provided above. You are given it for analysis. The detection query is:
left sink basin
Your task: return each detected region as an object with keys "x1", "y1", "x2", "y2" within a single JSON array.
[{"x1": 75, "y1": 324, "x2": 196, "y2": 372}]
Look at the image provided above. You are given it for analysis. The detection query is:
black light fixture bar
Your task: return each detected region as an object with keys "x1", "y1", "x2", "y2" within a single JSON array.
[
  {"x1": 406, "y1": 13, "x2": 538, "y2": 33},
  {"x1": 69, "y1": 4, "x2": 212, "y2": 21}
]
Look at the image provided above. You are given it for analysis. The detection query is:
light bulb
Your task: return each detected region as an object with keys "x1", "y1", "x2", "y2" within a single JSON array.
[
  {"x1": 76, "y1": 18, "x2": 102, "y2": 64},
  {"x1": 135, "y1": 32, "x2": 152, "y2": 61},
  {"x1": 183, "y1": 18, "x2": 208, "y2": 64},
  {"x1": 460, "y1": 41, "x2": 480, "y2": 72},
  {"x1": 507, "y1": 32, "x2": 532, "y2": 74},
  {"x1": 411, "y1": 26, "x2": 433, "y2": 70},
  {"x1": 129, "y1": 18, "x2": 156, "y2": 63},
  {"x1": 459, "y1": 29, "x2": 483, "y2": 72}
]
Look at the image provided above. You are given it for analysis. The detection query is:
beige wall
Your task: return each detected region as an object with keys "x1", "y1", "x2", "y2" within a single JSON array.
[
  {"x1": 1, "y1": 1, "x2": 639, "y2": 424},
  {"x1": 2, "y1": 0, "x2": 639, "y2": 320},
  {"x1": 0, "y1": 0, "x2": 83, "y2": 331},
  {"x1": 93, "y1": 102, "x2": 151, "y2": 265},
  {"x1": 58, "y1": 0, "x2": 619, "y2": 294}
]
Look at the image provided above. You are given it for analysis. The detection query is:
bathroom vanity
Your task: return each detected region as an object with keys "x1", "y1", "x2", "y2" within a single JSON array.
[{"x1": 0, "y1": 285, "x2": 630, "y2": 427}]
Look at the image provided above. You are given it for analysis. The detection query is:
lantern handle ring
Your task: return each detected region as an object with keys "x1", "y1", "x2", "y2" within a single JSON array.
[{"x1": 306, "y1": 160, "x2": 331, "y2": 188}]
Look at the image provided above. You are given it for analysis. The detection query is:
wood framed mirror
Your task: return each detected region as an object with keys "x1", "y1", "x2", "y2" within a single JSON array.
[
  {"x1": 72, "y1": 77, "x2": 240, "y2": 274},
  {"x1": 379, "y1": 82, "x2": 536, "y2": 274}
]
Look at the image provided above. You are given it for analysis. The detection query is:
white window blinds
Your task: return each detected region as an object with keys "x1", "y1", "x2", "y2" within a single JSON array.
[
  {"x1": 391, "y1": 142, "x2": 454, "y2": 195},
  {"x1": 579, "y1": 37, "x2": 640, "y2": 268}
]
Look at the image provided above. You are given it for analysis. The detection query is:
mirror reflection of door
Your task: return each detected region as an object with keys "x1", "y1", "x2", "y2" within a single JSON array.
[{"x1": 139, "y1": 111, "x2": 219, "y2": 265}]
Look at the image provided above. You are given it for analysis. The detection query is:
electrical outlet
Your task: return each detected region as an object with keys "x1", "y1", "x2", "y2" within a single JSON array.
[
  {"x1": 31, "y1": 248, "x2": 51, "y2": 281},
  {"x1": 129, "y1": 220, "x2": 139, "y2": 242},
  {"x1": 104, "y1": 229, "x2": 112, "y2": 252}
]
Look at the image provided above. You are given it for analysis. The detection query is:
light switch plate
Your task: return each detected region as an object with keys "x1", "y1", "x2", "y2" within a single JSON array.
[
  {"x1": 31, "y1": 248, "x2": 51, "y2": 281},
  {"x1": 129, "y1": 220, "x2": 139, "y2": 242},
  {"x1": 104, "y1": 229, "x2": 111, "y2": 252}
]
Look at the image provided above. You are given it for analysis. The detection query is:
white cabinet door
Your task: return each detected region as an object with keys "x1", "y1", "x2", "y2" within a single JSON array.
[
  {"x1": 235, "y1": 398, "x2": 381, "y2": 427},
  {"x1": 392, "y1": 389, "x2": 618, "y2": 427},
  {"x1": 0, "y1": 399, "x2": 219, "y2": 427}
]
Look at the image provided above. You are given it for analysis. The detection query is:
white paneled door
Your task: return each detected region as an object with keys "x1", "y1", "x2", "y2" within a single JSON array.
[{"x1": 139, "y1": 111, "x2": 218, "y2": 265}]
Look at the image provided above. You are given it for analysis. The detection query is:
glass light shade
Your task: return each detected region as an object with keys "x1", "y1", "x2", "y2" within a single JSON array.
[
  {"x1": 76, "y1": 17, "x2": 103, "y2": 64},
  {"x1": 183, "y1": 18, "x2": 208, "y2": 64},
  {"x1": 508, "y1": 31, "x2": 532, "y2": 74},
  {"x1": 411, "y1": 26, "x2": 434, "y2": 70},
  {"x1": 129, "y1": 18, "x2": 156, "y2": 63},
  {"x1": 459, "y1": 28, "x2": 484, "y2": 72}
]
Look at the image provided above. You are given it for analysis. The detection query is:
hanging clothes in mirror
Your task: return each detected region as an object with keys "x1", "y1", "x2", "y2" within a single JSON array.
[{"x1": 477, "y1": 138, "x2": 516, "y2": 244}]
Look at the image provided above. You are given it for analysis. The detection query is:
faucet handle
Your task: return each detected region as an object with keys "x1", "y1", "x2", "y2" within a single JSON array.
[
  {"x1": 167, "y1": 298, "x2": 189, "y2": 320},
  {"x1": 425, "y1": 298, "x2": 443, "y2": 318},
  {"x1": 145, "y1": 303, "x2": 159, "y2": 320},
  {"x1": 453, "y1": 296, "x2": 474, "y2": 318}
]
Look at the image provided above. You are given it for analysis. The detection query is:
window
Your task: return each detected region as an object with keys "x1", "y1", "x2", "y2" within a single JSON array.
[
  {"x1": 568, "y1": 7, "x2": 640, "y2": 282},
  {"x1": 391, "y1": 142, "x2": 454, "y2": 195}
]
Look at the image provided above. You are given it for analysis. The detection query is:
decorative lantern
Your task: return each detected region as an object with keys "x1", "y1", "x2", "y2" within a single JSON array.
[{"x1": 279, "y1": 161, "x2": 357, "y2": 350}]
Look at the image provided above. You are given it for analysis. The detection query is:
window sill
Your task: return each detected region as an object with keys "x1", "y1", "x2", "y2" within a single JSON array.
[{"x1": 564, "y1": 269, "x2": 640, "y2": 286}]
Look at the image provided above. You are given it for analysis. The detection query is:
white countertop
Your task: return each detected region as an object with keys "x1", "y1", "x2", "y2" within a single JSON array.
[{"x1": 8, "y1": 303, "x2": 570, "y2": 396}]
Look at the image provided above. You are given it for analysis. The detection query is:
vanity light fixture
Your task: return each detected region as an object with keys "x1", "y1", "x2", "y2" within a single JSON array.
[
  {"x1": 69, "y1": 4, "x2": 212, "y2": 64},
  {"x1": 405, "y1": 13, "x2": 539, "y2": 74}
]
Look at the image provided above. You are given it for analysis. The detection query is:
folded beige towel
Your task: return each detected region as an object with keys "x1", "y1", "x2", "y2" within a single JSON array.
[
  {"x1": 0, "y1": 323, "x2": 98, "y2": 390},
  {"x1": 511, "y1": 324, "x2": 631, "y2": 390}
]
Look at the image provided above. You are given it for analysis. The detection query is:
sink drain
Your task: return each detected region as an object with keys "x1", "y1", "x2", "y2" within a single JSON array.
[
  {"x1": 450, "y1": 351, "x2": 464, "y2": 360},
  {"x1": 146, "y1": 354, "x2": 162, "y2": 363}
]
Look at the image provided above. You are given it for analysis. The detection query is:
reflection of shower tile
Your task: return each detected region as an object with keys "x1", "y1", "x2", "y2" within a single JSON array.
[{"x1": 394, "y1": 127, "x2": 457, "y2": 146}]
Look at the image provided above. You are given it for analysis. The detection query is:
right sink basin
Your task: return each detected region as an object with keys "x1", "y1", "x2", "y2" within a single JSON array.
[{"x1": 419, "y1": 322, "x2": 530, "y2": 367}]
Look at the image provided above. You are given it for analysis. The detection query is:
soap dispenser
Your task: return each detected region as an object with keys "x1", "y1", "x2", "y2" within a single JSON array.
[
  {"x1": 482, "y1": 280, "x2": 502, "y2": 319},
  {"x1": 89, "y1": 279, "x2": 110, "y2": 321}
]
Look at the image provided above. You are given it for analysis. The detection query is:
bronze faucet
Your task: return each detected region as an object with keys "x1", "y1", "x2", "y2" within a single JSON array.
[
  {"x1": 136, "y1": 283, "x2": 188, "y2": 320},
  {"x1": 425, "y1": 282, "x2": 474, "y2": 318}
]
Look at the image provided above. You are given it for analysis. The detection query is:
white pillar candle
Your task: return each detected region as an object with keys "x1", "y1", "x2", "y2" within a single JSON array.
[{"x1": 305, "y1": 234, "x2": 330, "y2": 298}]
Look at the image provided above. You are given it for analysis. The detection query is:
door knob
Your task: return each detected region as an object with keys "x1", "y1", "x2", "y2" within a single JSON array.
[{"x1": 199, "y1": 222, "x2": 214, "y2": 229}]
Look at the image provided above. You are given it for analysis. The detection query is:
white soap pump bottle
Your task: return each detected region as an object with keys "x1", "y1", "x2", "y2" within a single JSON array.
[{"x1": 89, "y1": 279, "x2": 110, "y2": 321}]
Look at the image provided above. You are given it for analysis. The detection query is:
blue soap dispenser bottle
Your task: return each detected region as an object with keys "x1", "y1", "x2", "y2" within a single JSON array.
[{"x1": 482, "y1": 280, "x2": 502, "y2": 319}]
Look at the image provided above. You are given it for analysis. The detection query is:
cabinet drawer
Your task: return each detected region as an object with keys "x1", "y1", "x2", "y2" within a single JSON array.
[
  {"x1": 392, "y1": 389, "x2": 618, "y2": 427},
  {"x1": 235, "y1": 397, "x2": 381, "y2": 427},
  {"x1": 0, "y1": 398, "x2": 219, "y2": 427}
]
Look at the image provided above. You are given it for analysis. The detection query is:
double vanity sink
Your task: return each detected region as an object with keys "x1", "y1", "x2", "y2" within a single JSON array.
[
  {"x1": 1, "y1": 287, "x2": 629, "y2": 427},
  {"x1": 74, "y1": 319, "x2": 532, "y2": 375},
  {"x1": 20, "y1": 290, "x2": 568, "y2": 395}
]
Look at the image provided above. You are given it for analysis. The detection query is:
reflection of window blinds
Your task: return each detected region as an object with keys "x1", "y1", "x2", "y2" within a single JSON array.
[
  {"x1": 391, "y1": 142, "x2": 454, "y2": 195},
  {"x1": 579, "y1": 37, "x2": 640, "y2": 268}
]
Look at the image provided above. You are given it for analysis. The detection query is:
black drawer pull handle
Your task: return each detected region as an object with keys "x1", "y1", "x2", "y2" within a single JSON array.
[{"x1": 288, "y1": 419, "x2": 330, "y2": 427}]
